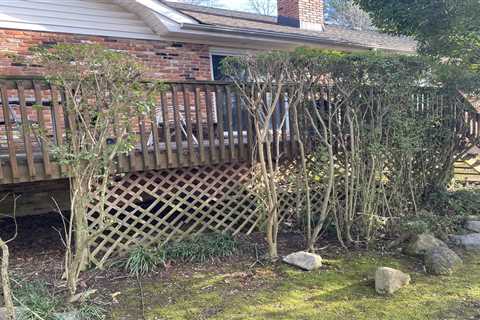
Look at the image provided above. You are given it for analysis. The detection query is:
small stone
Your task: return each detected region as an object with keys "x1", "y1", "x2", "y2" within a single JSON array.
[
  {"x1": 283, "y1": 251, "x2": 322, "y2": 271},
  {"x1": 451, "y1": 233, "x2": 480, "y2": 251},
  {"x1": 465, "y1": 221, "x2": 480, "y2": 233},
  {"x1": 405, "y1": 233, "x2": 448, "y2": 257},
  {"x1": 375, "y1": 267, "x2": 411, "y2": 295},
  {"x1": 424, "y1": 246, "x2": 463, "y2": 275}
]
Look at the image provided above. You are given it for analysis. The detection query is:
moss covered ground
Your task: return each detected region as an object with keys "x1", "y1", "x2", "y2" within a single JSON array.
[{"x1": 110, "y1": 251, "x2": 480, "y2": 320}]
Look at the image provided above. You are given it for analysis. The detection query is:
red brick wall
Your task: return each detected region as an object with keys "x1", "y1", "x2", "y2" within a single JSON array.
[
  {"x1": 277, "y1": 0, "x2": 324, "y2": 27},
  {"x1": 0, "y1": 29, "x2": 213, "y2": 81}
]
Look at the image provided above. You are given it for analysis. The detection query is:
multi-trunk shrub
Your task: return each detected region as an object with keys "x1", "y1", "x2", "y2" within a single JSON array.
[{"x1": 223, "y1": 48, "x2": 478, "y2": 249}]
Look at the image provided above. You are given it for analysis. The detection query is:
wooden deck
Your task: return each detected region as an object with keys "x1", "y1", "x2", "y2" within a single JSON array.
[
  {"x1": 0, "y1": 77, "x2": 295, "y2": 185},
  {"x1": 0, "y1": 76, "x2": 479, "y2": 185}
]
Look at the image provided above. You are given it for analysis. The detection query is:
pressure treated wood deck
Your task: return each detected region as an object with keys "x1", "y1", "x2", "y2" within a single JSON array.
[{"x1": 0, "y1": 77, "x2": 296, "y2": 184}]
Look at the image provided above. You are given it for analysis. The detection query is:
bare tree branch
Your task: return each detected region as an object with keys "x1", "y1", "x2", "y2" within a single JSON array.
[
  {"x1": 327, "y1": 0, "x2": 373, "y2": 30},
  {"x1": 247, "y1": 0, "x2": 277, "y2": 16},
  {"x1": 175, "y1": 0, "x2": 224, "y2": 8}
]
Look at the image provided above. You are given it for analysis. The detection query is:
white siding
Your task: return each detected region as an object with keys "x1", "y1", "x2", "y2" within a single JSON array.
[{"x1": 0, "y1": 0, "x2": 162, "y2": 40}]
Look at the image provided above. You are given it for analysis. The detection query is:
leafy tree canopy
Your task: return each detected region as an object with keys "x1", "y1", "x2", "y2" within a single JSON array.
[{"x1": 354, "y1": 0, "x2": 480, "y2": 63}]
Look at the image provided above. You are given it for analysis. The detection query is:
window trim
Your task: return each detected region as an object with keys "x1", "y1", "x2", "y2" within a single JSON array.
[{"x1": 209, "y1": 48, "x2": 249, "y2": 81}]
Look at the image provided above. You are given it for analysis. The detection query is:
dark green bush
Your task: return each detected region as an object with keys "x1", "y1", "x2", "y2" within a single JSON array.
[
  {"x1": 398, "y1": 210, "x2": 464, "y2": 239},
  {"x1": 125, "y1": 245, "x2": 163, "y2": 276},
  {"x1": 423, "y1": 189, "x2": 480, "y2": 216}
]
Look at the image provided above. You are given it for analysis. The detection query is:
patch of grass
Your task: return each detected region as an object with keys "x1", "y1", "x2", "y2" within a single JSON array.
[
  {"x1": 111, "y1": 252, "x2": 480, "y2": 320},
  {"x1": 78, "y1": 302, "x2": 106, "y2": 320},
  {"x1": 12, "y1": 278, "x2": 106, "y2": 320},
  {"x1": 123, "y1": 233, "x2": 238, "y2": 275},
  {"x1": 163, "y1": 233, "x2": 238, "y2": 263},
  {"x1": 14, "y1": 280, "x2": 59, "y2": 320},
  {"x1": 125, "y1": 245, "x2": 163, "y2": 276}
]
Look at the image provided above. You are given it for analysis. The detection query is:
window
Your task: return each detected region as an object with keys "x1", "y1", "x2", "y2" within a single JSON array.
[
  {"x1": 211, "y1": 54, "x2": 229, "y2": 81},
  {"x1": 210, "y1": 51, "x2": 246, "y2": 133}
]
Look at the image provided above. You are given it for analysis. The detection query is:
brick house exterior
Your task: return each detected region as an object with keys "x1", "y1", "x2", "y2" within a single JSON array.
[
  {"x1": 0, "y1": 30, "x2": 213, "y2": 80},
  {"x1": 0, "y1": 0, "x2": 416, "y2": 82},
  {"x1": 278, "y1": 0, "x2": 325, "y2": 31}
]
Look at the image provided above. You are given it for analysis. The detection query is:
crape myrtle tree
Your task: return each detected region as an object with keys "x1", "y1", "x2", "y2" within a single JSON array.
[
  {"x1": 224, "y1": 48, "x2": 476, "y2": 250},
  {"x1": 29, "y1": 44, "x2": 160, "y2": 298},
  {"x1": 222, "y1": 52, "x2": 301, "y2": 259}
]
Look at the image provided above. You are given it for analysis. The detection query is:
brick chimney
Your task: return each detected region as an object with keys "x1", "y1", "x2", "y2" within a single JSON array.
[{"x1": 277, "y1": 0, "x2": 324, "y2": 31}]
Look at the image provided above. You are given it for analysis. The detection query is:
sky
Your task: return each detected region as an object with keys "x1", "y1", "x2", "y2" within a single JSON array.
[
  {"x1": 170, "y1": 0, "x2": 251, "y2": 11},
  {"x1": 214, "y1": 0, "x2": 250, "y2": 10}
]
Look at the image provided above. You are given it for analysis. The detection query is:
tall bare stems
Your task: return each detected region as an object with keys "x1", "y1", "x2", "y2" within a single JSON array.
[{"x1": 29, "y1": 44, "x2": 158, "y2": 297}]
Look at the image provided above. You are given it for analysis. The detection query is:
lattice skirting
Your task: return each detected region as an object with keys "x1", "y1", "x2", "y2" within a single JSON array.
[{"x1": 87, "y1": 163, "x2": 268, "y2": 267}]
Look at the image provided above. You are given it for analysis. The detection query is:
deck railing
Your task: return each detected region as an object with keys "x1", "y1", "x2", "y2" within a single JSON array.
[
  {"x1": 0, "y1": 78, "x2": 298, "y2": 184},
  {"x1": 0, "y1": 77, "x2": 478, "y2": 185}
]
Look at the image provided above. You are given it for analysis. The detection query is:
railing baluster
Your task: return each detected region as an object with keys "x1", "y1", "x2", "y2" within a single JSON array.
[
  {"x1": 215, "y1": 85, "x2": 226, "y2": 163},
  {"x1": 182, "y1": 84, "x2": 195, "y2": 165},
  {"x1": 33, "y1": 81, "x2": 51, "y2": 177},
  {"x1": 205, "y1": 85, "x2": 216, "y2": 162},
  {"x1": 235, "y1": 90, "x2": 245, "y2": 160},
  {"x1": 280, "y1": 88, "x2": 288, "y2": 159},
  {"x1": 50, "y1": 84, "x2": 66, "y2": 176},
  {"x1": 161, "y1": 90, "x2": 173, "y2": 167},
  {"x1": 271, "y1": 88, "x2": 279, "y2": 160},
  {"x1": 225, "y1": 86, "x2": 235, "y2": 161},
  {"x1": 0, "y1": 83, "x2": 16, "y2": 180},
  {"x1": 139, "y1": 112, "x2": 150, "y2": 170},
  {"x1": 149, "y1": 100, "x2": 161, "y2": 169},
  {"x1": 17, "y1": 80, "x2": 36, "y2": 178},
  {"x1": 288, "y1": 86, "x2": 297, "y2": 157},
  {"x1": 245, "y1": 94, "x2": 254, "y2": 163},
  {"x1": 172, "y1": 85, "x2": 183, "y2": 165},
  {"x1": 194, "y1": 86, "x2": 205, "y2": 164}
]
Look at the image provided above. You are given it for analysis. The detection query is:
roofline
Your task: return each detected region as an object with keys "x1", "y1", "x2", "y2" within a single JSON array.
[{"x1": 180, "y1": 23, "x2": 414, "y2": 53}]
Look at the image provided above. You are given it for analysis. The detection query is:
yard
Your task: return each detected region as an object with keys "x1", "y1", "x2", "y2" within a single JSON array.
[
  {"x1": 110, "y1": 246, "x2": 480, "y2": 320},
  {"x1": 2, "y1": 10, "x2": 480, "y2": 319}
]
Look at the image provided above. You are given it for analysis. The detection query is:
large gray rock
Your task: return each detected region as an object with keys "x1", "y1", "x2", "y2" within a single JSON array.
[
  {"x1": 451, "y1": 233, "x2": 480, "y2": 251},
  {"x1": 465, "y1": 221, "x2": 480, "y2": 233},
  {"x1": 405, "y1": 233, "x2": 448, "y2": 257},
  {"x1": 424, "y1": 246, "x2": 463, "y2": 275},
  {"x1": 375, "y1": 267, "x2": 411, "y2": 295},
  {"x1": 283, "y1": 251, "x2": 322, "y2": 271}
]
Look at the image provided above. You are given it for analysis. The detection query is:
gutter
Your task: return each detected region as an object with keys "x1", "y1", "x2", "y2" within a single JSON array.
[{"x1": 180, "y1": 23, "x2": 412, "y2": 53}]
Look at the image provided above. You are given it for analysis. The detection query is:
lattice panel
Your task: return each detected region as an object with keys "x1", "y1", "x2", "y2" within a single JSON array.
[{"x1": 86, "y1": 163, "x2": 261, "y2": 267}]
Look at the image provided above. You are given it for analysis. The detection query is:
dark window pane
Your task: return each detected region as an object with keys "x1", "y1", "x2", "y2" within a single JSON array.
[{"x1": 212, "y1": 55, "x2": 228, "y2": 81}]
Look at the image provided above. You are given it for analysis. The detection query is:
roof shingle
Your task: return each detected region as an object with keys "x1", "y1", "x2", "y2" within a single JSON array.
[{"x1": 166, "y1": 1, "x2": 416, "y2": 53}]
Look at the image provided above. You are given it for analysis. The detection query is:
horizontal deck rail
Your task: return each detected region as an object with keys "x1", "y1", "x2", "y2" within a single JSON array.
[{"x1": 0, "y1": 77, "x2": 478, "y2": 185}]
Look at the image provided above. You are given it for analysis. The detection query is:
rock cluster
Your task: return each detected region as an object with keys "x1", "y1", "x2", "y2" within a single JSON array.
[{"x1": 406, "y1": 233, "x2": 462, "y2": 275}]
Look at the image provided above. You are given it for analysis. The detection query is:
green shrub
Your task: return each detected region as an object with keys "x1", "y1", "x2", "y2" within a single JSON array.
[
  {"x1": 125, "y1": 245, "x2": 163, "y2": 276},
  {"x1": 163, "y1": 233, "x2": 238, "y2": 263},
  {"x1": 424, "y1": 189, "x2": 480, "y2": 216},
  {"x1": 399, "y1": 210, "x2": 464, "y2": 239}
]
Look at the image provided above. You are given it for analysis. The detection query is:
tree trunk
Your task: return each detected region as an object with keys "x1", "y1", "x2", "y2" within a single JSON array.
[{"x1": 0, "y1": 238, "x2": 15, "y2": 320}]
